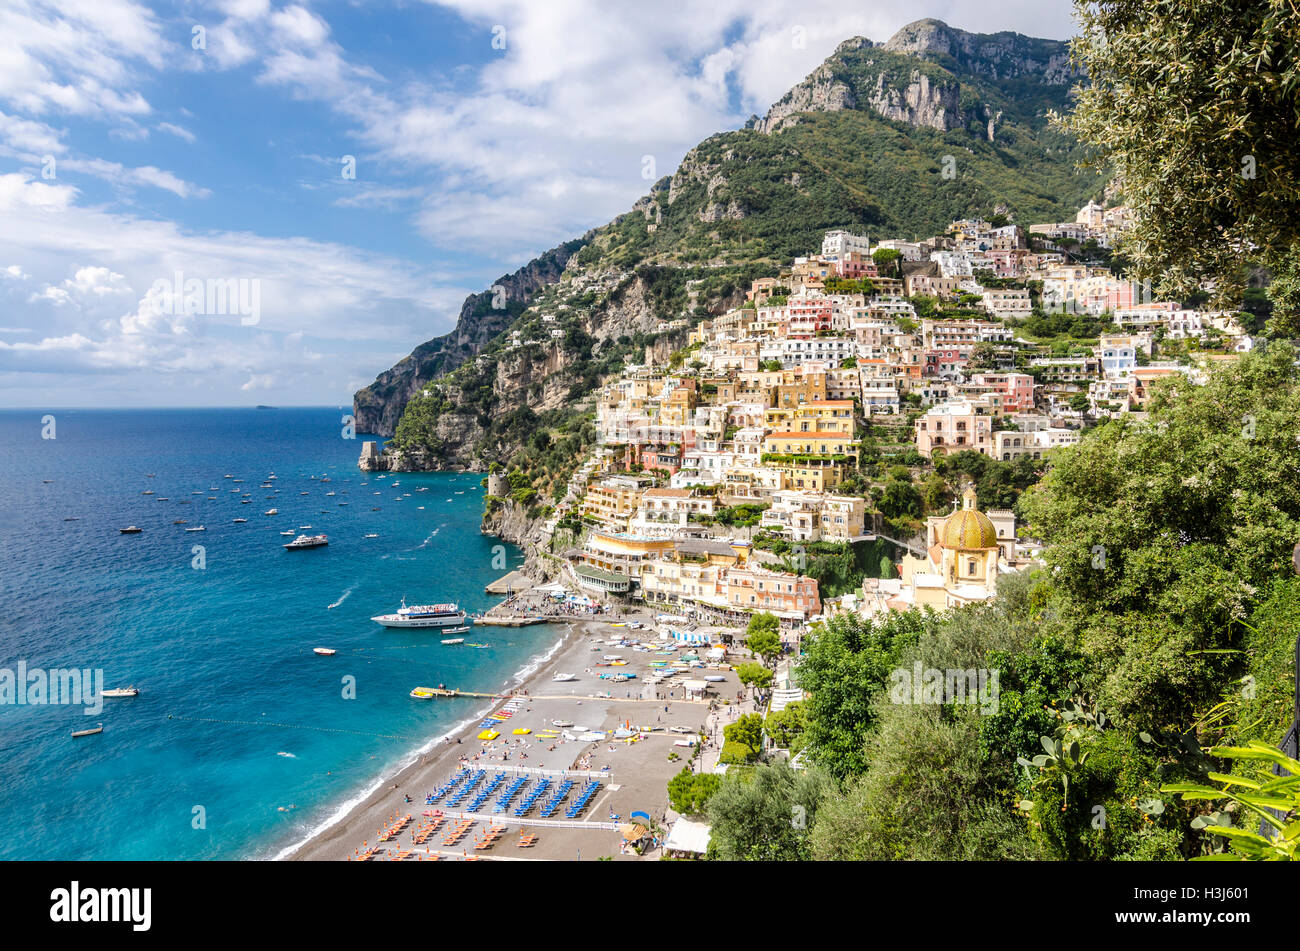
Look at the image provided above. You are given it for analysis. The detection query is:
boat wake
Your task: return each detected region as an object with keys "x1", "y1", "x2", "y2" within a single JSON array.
[
  {"x1": 327, "y1": 586, "x2": 354, "y2": 610},
  {"x1": 415, "y1": 524, "x2": 445, "y2": 550}
]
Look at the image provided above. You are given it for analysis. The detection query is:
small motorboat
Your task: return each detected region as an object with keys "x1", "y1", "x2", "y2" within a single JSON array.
[
  {"x1": 233, "y1": 518, "x2": 247, "y2": 523},
  {"x1": 551, "y1": 719, "x2": 574, "y2": 728},
  {"x1": 173, "y1": 519, "x2": 187, "y2": 525},
  {"x1": 280, "y1": 530, "x2": 295, "y2": 536},
  {"x1": 185, "y1": 525, "x2": 205, "y2": 532},
  {"x1": 704, "y1": 675, "x2": 726, "y2": 683},
  {"x1": 71, "y1": 724, "x2": 103, "y2": 737},
  {"x1": 142, "y1": 490, "x2": 154, "y2": 495},
  {"x1": 553, "y1": 673, "x2": 577, "y2": 682},
  {"x1": 102, "y1": 686, "x2": 139, "y2": 698},
  {"x1": 119, "y1": 526, "x2": 142, "y2": 534},
  {"x1": 410, "y1": 687, "x2": 435, "y2": 700},
  {"x1": 313, "y1": 648, "x2": 337, "y2": 656},
  {"x1": 440, "y1": 638, "x2": 464, "y2": 645},
  {"x1": 264, "y1": 508, "x2": 278, "y2": 516}
]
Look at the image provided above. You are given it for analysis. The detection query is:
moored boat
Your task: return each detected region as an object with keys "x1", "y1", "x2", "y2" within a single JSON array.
[
  {"x1": 371, "y1": 599, "x2": 469, "y2": 633},
  {"x1": 119, "y1": 526, "x2": 142, "y2": 534}
]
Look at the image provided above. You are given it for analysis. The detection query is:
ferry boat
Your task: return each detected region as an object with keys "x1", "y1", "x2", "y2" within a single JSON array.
[
  {"x1": 371, "y1": 599, "x2": 469, "y2": 633},
  {"x1": 102, "y1": 686, "x2": 139, "y2": 698},
  {"x1": 284, "y1": 534, "x2": 328, "y2": 550}
]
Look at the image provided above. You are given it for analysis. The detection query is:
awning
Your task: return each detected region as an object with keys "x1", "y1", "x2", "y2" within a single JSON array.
[{"x1": 664, "y1": 818, "x2": 711, "y2": 854}]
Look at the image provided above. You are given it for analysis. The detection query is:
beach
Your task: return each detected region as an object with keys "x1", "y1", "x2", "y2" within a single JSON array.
[{"x1": 284, "y1": 594, "x2": 746, "y2": 861}]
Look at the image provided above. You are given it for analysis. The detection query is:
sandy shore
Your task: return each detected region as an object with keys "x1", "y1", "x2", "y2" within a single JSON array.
[{"x1": 284, "y1": 599, "x2": 744, "y2": 861}]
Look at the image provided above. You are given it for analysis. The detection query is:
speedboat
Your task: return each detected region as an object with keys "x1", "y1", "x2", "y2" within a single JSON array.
[
  {"x1": 71, "y1": 724, "x2": 104, "y2": 738},
  {"x1": 440, "y1": 637, "x2": 464, "y2": 645},
  {"x1": 185, "y1": 525, "x2": 205, "y2": 532},
  {"x1": 264, "y1": 508, "x2": 278, "y2": 516},
  {"x1": 553, "y1": 673, "x2": 577, "y2": 682},
  {"x1": 102, "y1": 686, "x2": 139, "y2": 698},
  {"x1": 313, "y1": 648, "x2": 337, "y2": 656},
  {"x1": 119, "y1": 526, "x2": 142, "y2": 534}
]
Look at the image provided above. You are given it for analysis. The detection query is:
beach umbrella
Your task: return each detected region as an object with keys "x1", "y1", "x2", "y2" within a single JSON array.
[{"x1": 631, "y1": 810, "x2": 651, "y2": 822}]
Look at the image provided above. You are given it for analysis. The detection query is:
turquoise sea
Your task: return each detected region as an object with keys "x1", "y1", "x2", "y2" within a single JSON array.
[{"x1": 0, "y1": 407, "x2": 554, "y2": 860}]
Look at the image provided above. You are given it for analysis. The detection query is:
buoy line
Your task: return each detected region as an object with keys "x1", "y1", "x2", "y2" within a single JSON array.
[{"x1": 166, "y1": 713, "x2": 413, "y2": 741}]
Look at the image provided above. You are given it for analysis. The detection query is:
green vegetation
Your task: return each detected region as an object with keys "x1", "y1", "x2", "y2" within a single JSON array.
[
  {"x1": 666, "y1": 768, "x2": 722, "y2": 816},
  {"x1": 1063, "y1": 0, "x2": 1300, "y2": 330}
]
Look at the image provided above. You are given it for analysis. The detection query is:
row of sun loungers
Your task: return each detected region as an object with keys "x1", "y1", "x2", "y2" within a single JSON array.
[{"x1": 565, "y1": 781, "x2": 601, "y2": 819}]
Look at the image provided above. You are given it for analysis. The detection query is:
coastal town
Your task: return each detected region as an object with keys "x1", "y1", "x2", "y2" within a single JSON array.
[
  {"x1": 499, "y1": 200, "x2": 1252, "y2": 628},
  {"x1": 341, "y1": 198, "x2": 1268, "y2": 862}
]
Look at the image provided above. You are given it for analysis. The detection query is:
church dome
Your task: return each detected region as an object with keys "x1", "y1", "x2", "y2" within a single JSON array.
[{"x1": 940, "y1": 488, "x2": 999, "y2": 550}]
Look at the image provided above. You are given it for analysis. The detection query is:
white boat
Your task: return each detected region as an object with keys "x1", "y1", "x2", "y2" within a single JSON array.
[
  {"x1": 371, "y1": 599, "x2": 469, "y2": 632},
  {"x1": 704, "y1": 675, "x2": 726, "y2": 682},
  {"x1": 264, "y1": 508, "x2": 278, "y2": 516},
  {"x1": 280, "y1": 530, "x2": 296, "y2": 536},
  {"x1": 440, "y1": 637, "x2": 465, "y2": 645},
  {"x1": 552, "y1": 719, "x2": 574, "y2": 728},
  {"x1": 363, "y1": 533, "x2": 379, "y2": 539},
  {"x1": 185, "y1": 525, "x2": 205, "y2": 532},
  {"x1": 284, "y1": 534, "x2": 328, "y2": 550},
  {"x1": 553, "y1": 673, "x2": 577, "y2": 682},
  {"x1": 71, "y1": 724, "x2": 104, "y2": 738},
  {"x1": 102, "y1": 686, "x2": 139, "y2": 698},
  {"x1": 233, "y1": 518, "x2": 247, "y2": 523},
  {"x1": 409, "y1": 687, "x2": 435, "y2": 700},
  {"x1": 313, "y1": 648, "x2": 336, "y2": 656}
]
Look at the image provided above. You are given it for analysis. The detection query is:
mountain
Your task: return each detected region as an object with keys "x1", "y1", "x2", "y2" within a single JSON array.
[{"x1": 353, "y1": 19, "x2": 1102, "y2": 484}]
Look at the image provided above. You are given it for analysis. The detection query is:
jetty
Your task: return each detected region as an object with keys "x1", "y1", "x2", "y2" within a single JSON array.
[
  {"x1": 473, "y1": 615, "x2": 547, "y2": 627},
  {"x1": 485, "y1": 569, "x2": 531, "y2": 595}
]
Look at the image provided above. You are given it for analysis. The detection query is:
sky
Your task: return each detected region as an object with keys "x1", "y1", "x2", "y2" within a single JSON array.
[{"x1": 0, "y1": 0, "x2": 1080, "y2": 408}]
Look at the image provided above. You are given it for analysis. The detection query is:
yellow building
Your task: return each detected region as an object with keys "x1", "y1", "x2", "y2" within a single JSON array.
[{"x1": 896, "y1": 487, "x2": 1007, "y2": 608}]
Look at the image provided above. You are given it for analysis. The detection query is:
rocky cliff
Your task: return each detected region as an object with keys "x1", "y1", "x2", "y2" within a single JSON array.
[{"x1": 353, "y1": 236, "x2": 588, "y2": 436}]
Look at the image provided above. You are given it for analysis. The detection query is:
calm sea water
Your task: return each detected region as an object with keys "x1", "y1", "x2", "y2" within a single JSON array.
[{"x1": 0, "y1": 407, "x2": 553, "y2": 860}]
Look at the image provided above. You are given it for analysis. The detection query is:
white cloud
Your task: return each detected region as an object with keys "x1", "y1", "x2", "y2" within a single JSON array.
[
  {"x1": 157, "y1": 121, "x2": 197, "y2": 143},
  {"x1": 0, "y1": 171, "x2": 467, "y2": 405}
]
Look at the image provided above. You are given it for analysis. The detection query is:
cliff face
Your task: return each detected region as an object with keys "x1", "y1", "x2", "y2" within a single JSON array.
[
  {"x1": 881, "y1": 18, "x2": 1077, "y2": 84},
  {"x1": 748, "y1": 20, "x2": 1074, "y2": 138},
  {"x1": 353, "y1": 237, "x2": 588, "y2": 436}
]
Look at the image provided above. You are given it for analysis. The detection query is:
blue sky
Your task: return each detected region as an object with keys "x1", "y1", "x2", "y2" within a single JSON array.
[{"x1": 0, "y1": 0, "x2": 1078, "y2": 407}]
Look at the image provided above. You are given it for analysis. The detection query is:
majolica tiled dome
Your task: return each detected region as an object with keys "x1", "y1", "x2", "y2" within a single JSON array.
[{"x1": 940, "y1": 488, "x2": 998, "y2": 550}]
